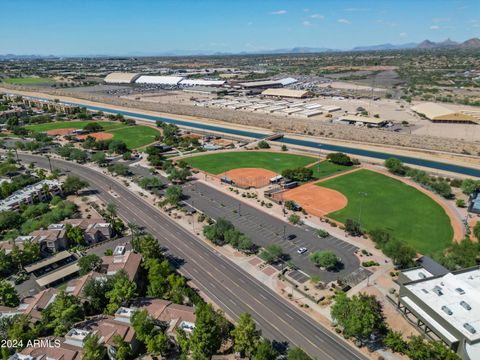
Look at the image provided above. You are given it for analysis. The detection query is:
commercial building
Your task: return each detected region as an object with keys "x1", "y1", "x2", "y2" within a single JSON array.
[
  {"x1": 180, "y1": 79, "x2": 225, "y2": 86},
  {"x1": 336, "y1": 115, "x2": 388, "y2": 127},
  {"x1": 397, "y1": 260, "x2": 480, "y2": 360},
  {"x1": 237, "y1": 77, "x2": 298, "y2": 90},
  {"x1": 261, "y1": 88, "x2": 311, "y2": 99},
  {"x1": 411, "y1": 103, "x2": 479, "y2": 124},
  {"x1": 104, "y1": 72, "x2": 141, "y2": 84},
  {"x1": 135, "y1": 75, "x2": 184, "y2": 85}
]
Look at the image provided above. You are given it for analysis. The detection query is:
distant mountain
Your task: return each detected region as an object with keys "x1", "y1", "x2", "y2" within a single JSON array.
[
  {"x1": 416, "y1": 38, "x2": 480, "y2": 49},
  {"x1": 352, "y1": 43, "x2": 417, "y2": 51},
  {"x1": 459, "y1": 38, "x2": 480, "y2": 49}
]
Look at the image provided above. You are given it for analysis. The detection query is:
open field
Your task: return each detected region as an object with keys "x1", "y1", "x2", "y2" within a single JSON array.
[
  {"x1": 319, "y1": 169, "x2": 453, "y2": 255},
  {"x1": 3, "y1": 77, "x2": 54, "y2": 85},
  {"x1": 310, "y1": 160, "x2": 353, "y2": 180},
  {"x1": 108, "y1": 125, "x2": 160, "y2": 149},
  {"x1": 26, "y1": 121, "x2": 124, "y2": 132},
  {"x1": 184, "y1": 151, "x2": 317, "y2": 174}
]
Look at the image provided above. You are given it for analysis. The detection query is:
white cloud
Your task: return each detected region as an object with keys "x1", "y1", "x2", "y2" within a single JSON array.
[
  {"x1": 310, "y1": 14, "x2": 325, "y2": 19},
  {"x1": 303, "y1": 8, "x2": 310, "y2": 12},
  {"x1": 302, "y1": 20, "x2": 313, "y2": 27},
  {"x1": 270, "y1": 10, "x2": 287, "y2": 15},
  {"x1": 337, "y1": 18, "x2": 351, "y2": 24},
  {"x1": 399, "y1": 32, "x2": 408, "y2": 38},
  {"x1": 429, "y1": 25, "x2": 440, "y2": 30}
]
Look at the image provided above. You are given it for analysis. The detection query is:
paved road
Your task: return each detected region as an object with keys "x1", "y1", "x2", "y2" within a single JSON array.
[
  {"x1": 130, "y1": 164, "x2": 361, "y2": 283},
  {"x1": 16, "y1": 153, "x2": 367, "y2": 360}
]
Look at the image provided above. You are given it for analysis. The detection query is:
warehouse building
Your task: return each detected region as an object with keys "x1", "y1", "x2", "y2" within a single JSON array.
[
  {"x1": 180, "y1": 79, "x2": 225, "y2": 87},
  {"x1": 135, "y1": 75, "x2": 184, "y2": 85},
  {"x1": 397, "y1": 262, "x2": 480, "y2": 360},
  {"x1": 237, "y1": 77, "x2": 298, "y2": 90},
  {"x1": 411, "y1": 103, "x2": 479, "y2": 124},
  {"x1": 104, "y1": 72, "x2": 141, "y2": 84},
  {"x1": 262, "y1": 88, "x2": 311, "y2": 99},
  {"x1": 336, "y1": 115, "x2": 388, "y2": 127}
]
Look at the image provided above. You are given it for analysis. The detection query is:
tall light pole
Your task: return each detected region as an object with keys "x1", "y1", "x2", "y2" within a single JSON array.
[{"x1": 46, "y1": 155, "x2": 52, "y2": 172}]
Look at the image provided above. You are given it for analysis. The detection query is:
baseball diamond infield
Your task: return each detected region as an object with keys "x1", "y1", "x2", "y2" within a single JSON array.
[
  {"x1": 77, "y1": 132, "x2": 114, "y2": 141},
  {"x1": 46, "y1": 128, "x2": 76, "y2": 136},
  {"x1": 276, "y1": 183, "x2": 348, "y2": 217},
  {"x1": 219, "y1": 168, "x2": 278, "y2": 188}
]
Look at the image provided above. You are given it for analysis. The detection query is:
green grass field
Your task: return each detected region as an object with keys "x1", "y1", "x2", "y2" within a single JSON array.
[
  {"x1": 108, "y1": 126, "x2": 160, "y2": 149},
  {"x1": 319, "y1": 169, "x2": 453, "y2": 254},
  {"x1": 4, "y1": 77, "x2": 54, "y2": 85},
  {"x1": 26, "y1": 121, "x2": 123, "y2": 132},
  {"x1": 310, "y1": 160, "x2": 352, "y2": 180},
  {"x1": 184, "y1": 151, "x2": 317, "y2": 174},
  {"x1": 27, "y1": 121, "x2": 160, "y2": 149}
]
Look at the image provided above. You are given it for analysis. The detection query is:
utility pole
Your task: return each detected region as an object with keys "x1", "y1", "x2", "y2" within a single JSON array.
[{"x1": 46, "y1": 155, "x2": 52, "y2": 172}]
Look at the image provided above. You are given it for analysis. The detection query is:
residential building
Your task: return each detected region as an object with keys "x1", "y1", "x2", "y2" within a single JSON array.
[
  {"x1": 115, "y1": 297, "x2": 196, "y2": 338},
  {"x1": 0, "y1": 179, "x2": 62, "y2": 212},
  {"x1": 63, "y1": 218, "x2": 113, "y2": 244},
  {"x1": 0, "y1": 288, "x2": 58, "y2": 322},
  {"x1": 101, "y1": 249, "x2": 142, "y2": 281}
]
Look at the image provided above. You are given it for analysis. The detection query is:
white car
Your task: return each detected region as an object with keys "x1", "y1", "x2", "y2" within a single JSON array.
[{"x1": 297, "y1": 247, "x2": 308, "y2": 254}]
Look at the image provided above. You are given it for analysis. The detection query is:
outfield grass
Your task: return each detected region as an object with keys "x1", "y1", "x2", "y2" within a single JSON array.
[
  {"x1": 108, "y1": 125, "x2": 160, "y2": 149},
  {"x1": 26, "y1": 121, "x2": 124, "y2": 132},
  {"x1": 310, "y1": 160, "x2": 352, "y2": 180},
  {"x1": 4, "y1": 77, "x2": 54, "y2": 85},
  {"x1": 319, "y1": 169, "x2": 453, "y2": 255},
  {"x1": 184, "y1": 151, "x2": 317, "y2": 174}
]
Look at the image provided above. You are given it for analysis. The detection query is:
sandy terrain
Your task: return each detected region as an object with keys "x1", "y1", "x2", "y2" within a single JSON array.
[{"x1": 219, "y1": 168, "x2": 277, "y2": 188}]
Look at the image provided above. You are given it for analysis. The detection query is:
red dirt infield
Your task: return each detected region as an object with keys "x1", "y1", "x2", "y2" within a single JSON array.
[
  {"x1": 77, "y1": 132, "x2": 114, "y2": 141},
  {"x1": 276, "y1": 183, "x2": 347, "y2": 217},
  {"x1": 46, "y1": 128, "x2": 76, "y2": 136},
  {"x1": 219, "y1": 168, "x2": 278, "y2": 188}
]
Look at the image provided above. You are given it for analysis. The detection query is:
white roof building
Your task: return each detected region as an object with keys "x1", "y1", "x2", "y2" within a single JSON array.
[
  {"x1": 135, "y1": 75, "x2": 184, "y2": 85},
  {"x1": 180, "y1": 79, "x2": 225, "y2": 86},
  {"x1": 104, "y1": 73, "x2": 140, "y2": 84}
]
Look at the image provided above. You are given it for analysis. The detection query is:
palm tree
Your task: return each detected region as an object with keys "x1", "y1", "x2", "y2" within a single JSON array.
[{"x1": 128, "y1": 222, "x2": 141, "y2": 251}]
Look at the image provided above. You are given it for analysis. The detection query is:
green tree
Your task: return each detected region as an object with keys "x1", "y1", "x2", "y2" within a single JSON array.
[
  {"x1": 254, "y1": 339, "x2": 278, "y2": 360},
  {"x1": 190, "y1": 303, "x2": 230, "y2": 359},
  {"x1": 231, "y1": 313, "x2": 260, "y2": 357},
  {"x1": 287, "y1": 347, "x2": 312, "y2": 360},
  {"x1": 112, "y1": 334, "x2": 133, "y2": 360},
  {"x1": 384, "y1": 239, "x2": 416, "y2": 269},
  {"x1": 331, "y1": 292, "x2": 385, "y2": 343},
  {"x1": 91, "y1": 151, "x2": 107, "y2": 165},
  {"x1": 309, "y1": 251, "x2": 339, "y2": 270},
  {"x1": 83, "y1": 122, "x2": 104, "y2": 133},
  {"x1": 260, "y1": 244, "x2": 283, "y2": 264},
  {"x1": 327, "y1": 152, "x2": 353, "y2": 166},
  {"x1": 83, "y1": 333, "x2": 107, "y2": 360},
  {"x1": 0, "y1": 280, "x2": 19, "y2": 307},
  {"x1": 105, "y1": 270, "x2": 137, "y2": 314},
  {"x1": 131, "y1": 309, "x2": 155, "y2": 342},
  {"x1": 145, "y1": 258, "x2": 172, "y2": 298},
  {"x1": 461, "y1": 178, "x2": 480, "y2": 195},
  {"x1": 65, "y1": 223, "x2": 84, "y2": 246},
  {"x1": 384, "y1": 329, "x2": 407, "y2": 354},
  {"x1": 78, "y1": 254, "x2": 102, "y2": 275},
  {"x1": 137, "y1": 234, "x2": 164, "y2": 260},
  {"x1": 345, "y1": 219, "x2": 362, "y2": 236},
  {"x1": 5, "y1": 314, "x2": 37, "y2": 350},
  {"x1": 83, "y1": 276, "x2": 114, "y2": 314},
  {"x1": 41, "y1": 291, "x2": 85, "y2": 336},
  {"x1": 108, "y1": 163, "x2": 130, "y2": 176},
  {"x1": 63, "y1": 175, "x2": 89, "y2": 195},
  {"x1": 474, "y1": 222, "x2": 480, "y2": 242},
  {"x1": 384, "y1": 158, "x2": 406, "y2": 175},
  {"x1": 288, "y1": 214, "x2": 301, "y2": 225},
  {"x1": 257, "y1": 140, "x2": 270, "y2": 149},
  {"x1": 164, "y1": 185, "x2": 183, "y2": 206},
  {"x1": 146, "y1": 330, "x2": 170, "y2": 356}
]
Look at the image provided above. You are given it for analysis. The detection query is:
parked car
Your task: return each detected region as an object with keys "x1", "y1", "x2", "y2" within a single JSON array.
[{"x1": 297, "y1": 247, "x2": 308, "y2": 254}]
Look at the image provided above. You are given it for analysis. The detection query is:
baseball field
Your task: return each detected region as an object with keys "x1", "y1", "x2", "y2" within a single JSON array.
[
  {"x1": 27, "y1": 121, "x2": 161, "y2": 149},
  {"x1": 184, "y1": 151, "x2": 317, "y2": 174},
  {"x1": 318, "y1": 169, "x2": 453, "y2": 254}
]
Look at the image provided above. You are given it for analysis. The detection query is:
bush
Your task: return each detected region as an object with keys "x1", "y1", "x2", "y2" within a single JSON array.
[
  {"x1": 257, "y1": 140, "x2": 270, "y2": 149},
  {"x1": 310, "y1": 251, "x2": 339, "y2": 270},
  {"x1": 327, "y1": 152, "x2": 353, "y2": 166},
  {"x1": 288, "y1": 214, "x2": 301, "y2": 225},
  {"x1": 317, "y1": 229, "x2": 329, "y2": 238}
]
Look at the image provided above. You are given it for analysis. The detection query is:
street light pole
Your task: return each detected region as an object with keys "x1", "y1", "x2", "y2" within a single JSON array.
[{"x1": 238, "y1": 202, "x2": 241, "y2": 216}]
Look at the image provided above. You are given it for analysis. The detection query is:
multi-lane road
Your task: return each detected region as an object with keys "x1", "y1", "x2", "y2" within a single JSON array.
[{"x1": 15, "y1": 153, "x2": 367, "y2": 360}]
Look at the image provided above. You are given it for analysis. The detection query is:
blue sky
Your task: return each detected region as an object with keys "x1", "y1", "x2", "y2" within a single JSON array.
[{"x1": 1, "y1": 0, "x2": 479, "y2": 55}]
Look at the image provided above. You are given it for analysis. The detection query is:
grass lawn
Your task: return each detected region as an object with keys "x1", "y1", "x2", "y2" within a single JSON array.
[
  {"x1": 4, "y1": 77, "x2": 54, "y2": 85},
  {"x1": 26, "y1": 121, "x2": 123, "y2": 132},
  {"x1": 319, "y1": 169, "x2": 453, "y2": 255},
  {"x1": 184, "y1": 151, "x2": 317, "y2": 174},
  {"x1": 310, "y1": 160, "x2": 353, "y2": 180},
  {"x1": 108, "y1": 125, "x2": 160, "y2": 149}
]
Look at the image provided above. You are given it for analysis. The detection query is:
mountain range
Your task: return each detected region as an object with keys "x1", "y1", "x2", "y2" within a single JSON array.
[{"x1": 1, "y1": 38, "x2": 479, "y2": 59}]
